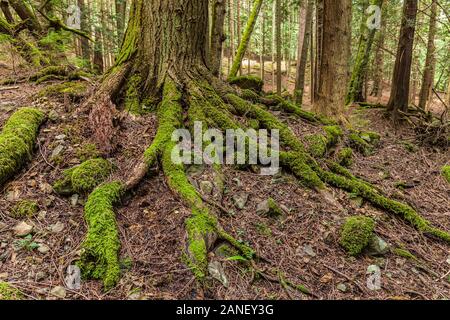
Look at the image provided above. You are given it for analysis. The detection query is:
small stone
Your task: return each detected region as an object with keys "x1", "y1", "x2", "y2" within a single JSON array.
[
  {"x1": 70, "y1": 194, "x2": 79, "y2": 207},
  {"x1": 55, "y1": 134, "x2": 67, "y2": 140},
  {"x1": 303, "y1": 244, "x2": 316, "y2": 257},
  {"x1": 37, "y1": 211, "x2": 47, "y2": 220},
  {"x1": 208, "y1": 261, "x2": 229, "y2": 288},
  {"x1": 13, "y1": 221, "x2": 33, "y2": 237},
  {"x1": 51, "y1": 145, "x2": 65, "y2": 158},
  {"x1": 50, "y1": 222, "x2": 65, "y2": 233},
  {"x1": 36, "y1": 271, "x2": 47, "y2": 282},
  {"x1": 65, "y1": 265, "x2": 81, "y2": 290},
  {"x1": 50, "y1": 286, "x2": 66, "y2": 299},
  {"x1": 256, "y1": 198, "x2": 283, "y2": 217},
  {"x1": 48, "y1": 110, "x2": 59, "y2": 122},
  {"x1": 199, "y1": 181, "x2": 214, "y2": 195},
  {"x1": 366, "y1": 235, "x2": 390, "y2": 256},
  {"x1": 232, "y1": 193, "x2": 248, "y2": 210},
  {"x1": 337, "y1": 283, "x2": 347, "y2": 293},
  {"x1": 37, "y1": 244, "x2": 50, "y2": 254}
]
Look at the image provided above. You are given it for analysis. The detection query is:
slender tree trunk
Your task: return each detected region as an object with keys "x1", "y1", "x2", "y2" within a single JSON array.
[
  {"x1": 275, "y1": 0, "x2": 282, "y2": 95},
  {"x1": 8, "y1": 0, "x2": 42, "y2": 35},
  {"x1": 387, "y1": 0, "x2": 418, "y2": 120},
  {"x1": 371, "y1": 5, "x2": 386, "y2": 100},
  {"x1": 314, "y1": 0, "x2": 324, "y2": 101},
  {"x1": 93, "y1": 27, "x2": 104, "y2": 74},
  {"x1": 418, "y1": 0, "x2": 438, "y2": 110},
  {"x1": 271, "y1": 0, "x2": 276, "y2": 88},
  {"x1": 310, "y1": 9, "x2": 315, "y2": 104},
  {"x1": 210, "y1": 0, "x2": 227, "y2": 76},
  {"x1": 236, "y1": 0, "x2": 242, "y2": 75},
  {"x1": 228, "y1": 0, "x2": 263, "y2": 79},
  {"x1": 260, "y1": 10, "x2": 265, "y2": 80},
  {"x1": 294, "y1": 0, "x2": 313, "y2": 105},
  {"x1": 346, "y1": 0, "x2": 384, "y2": 104},
  {"x1": 313, "y1": 0, "x2": 352, "y2": 120},
  {"x1": 228, "y1": 0, "x2": 235, "y2": 75},
  {"x1": 78, "y1": 0, "x2": 92, "y2": 65}
]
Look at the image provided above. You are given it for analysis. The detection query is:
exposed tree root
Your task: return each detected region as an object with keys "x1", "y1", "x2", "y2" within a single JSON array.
[{"x1": 0, "y1": 108, "x2": 45, "y2": 188}]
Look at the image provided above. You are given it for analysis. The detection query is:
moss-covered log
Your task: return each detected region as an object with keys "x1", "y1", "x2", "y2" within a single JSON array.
[{"x1": 0, "y1": 108, "x2": 45, "y2": 187}]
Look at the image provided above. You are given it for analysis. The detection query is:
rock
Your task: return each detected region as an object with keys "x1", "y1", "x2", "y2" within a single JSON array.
[
  {"x1": 208, "y1": 261, "x2": 229, "y2": 288},
  {"x1": 303, "y1": 244, "x2": 316, "y2": 257},
  {"x1": 55, "y1": 134, "x2": 67, "y2": 140},
  {"x1": 37, "y1": 244, "x2": 50, "y2": 254},
  {"x1": 199, "y1": 181, "x2": 214, "y2": 195},
  {"x1": 70, "y1": 194, "x2": 79, "y2": 207},
  {"x1": 36, "y1": 271, "x2": 47, "y2": 282},
  {"x1": 232, "y1": 178, "x2": 242, "y2": 187},
  {"x1": 256, "y1": 198, "x2": 283, "y2": 217},
  {"x1": 50, "y1": 222, "x2": 65, "y2": 233},
  {"x1": 320, "y1": 273, "x2": 333, "y2": 283},
  {"x1": 13, "y1": 221, "x2": 33, "y2": 237},
  {"x1": 366, "y1": 235, "x2": 390, "y2": 256},
  {"x1": 65, "y1": 265, "x2": 81, "y2": 290},
  {"x1": 232, "y1": 193, "x2": 248, "y2": 210},
  {"x1": 50, "y1": 286, "x2": 66, "y2": 299},
  {"x1": 48, "y1": 110, "x2": 59, "y2": 122},
  {"x1": 51, "y1": 145, "x2": 65, "y2": 158},
  {"x1": 37, "y1": 211, "x2": 47, "y2": 220},
  {"x1": 337, "y1": 283, "x2": 347, "y2": 293}
]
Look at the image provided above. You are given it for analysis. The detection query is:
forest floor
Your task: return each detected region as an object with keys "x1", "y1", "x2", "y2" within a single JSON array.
[{"x1": 0, "y1": 59, "x2": 449, "y2": 300}]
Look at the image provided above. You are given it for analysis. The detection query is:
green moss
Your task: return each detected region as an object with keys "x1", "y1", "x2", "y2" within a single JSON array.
[
  {"x1": 393, "y1": 248, "x2": 418, "y2": 261},
  {"x1": 306, "y1": 134, "x2": 328, "y2": 158},
  {"x1": 280, "y1": 152, "x2": 324, "y2": 189},
  {"x1": 348, "y1": 132, "x2": 373, "y2": 156},
  {"x1": 77, "y1": 182, "x2": 123, "y2": 290},
  {"x1": 229, "y1": 75, "x2": 264, "y2": 93},
  {"x1": 12, "y1": 200, "x2": 39, "y2": 218},
  {"x1": 340, "y1": 216, "x2": 375, "y2": 256},
  {"x1": 54, "y1": 158, "x2": 112, "y2": 195},
  {"x1": 441, "y1": 166, "x2": 450, "y2": 184},
  {"x1": 38, "y1": 82, "x2": 87, "y2": 100},
  {"x1": 324, "y1": 125, "x2": 343, "y2": 146},
  {"x1": 0, "y1": 282, "x2": 22, "y2": 300},
  {"x1": 35, "y1": 74, "x2": 66, "y2": 84},
  {"x1": 337, "y1": 148, "x2": 354, "y2": 167},
  {"x1": 125, "y1": 74, "x2": 142, "y2": 115},
  {"x1": 401, "y1": 141, "x2": 418, "y2": 153},
  {"x1": 76, "y1": 143, "x2": 100, "y2": 162},
  {"x1": 30, "y1": 66, "x2": 68, "y2": 81},
  {"x1": 0, "y1": 108, "x2": 45, "y2": 186},
  {"x1": 317, "y1": 167, "x2": 450, "y2": 243},
  {"x1": 267, "y1": 198, "x2": 284, "y2": 217}
]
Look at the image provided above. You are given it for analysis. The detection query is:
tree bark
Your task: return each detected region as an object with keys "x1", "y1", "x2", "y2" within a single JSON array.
[
  {"x1": 418, "y1": 0, "x2": 438, "y2": 110},
  {"x1": 386, "y1": 0, "x2": 418, "y2": 120},
  {"x1": 313, "y1": 0, "x2": 352, "y2": 120},
  {"x1": 275, "y1": 0, "x2": 282, "y2": 95},
  {"x1": 294, "y1": 0, "x2": 313, "y2": 105},
  {"x1": 8, "y1": 0, "x2": 42, "y2": 35},
  {"x1": 115, "y1": 0, "x2": 127, "y2": 48},
  {"x1": 0, "y1": 1, "x2": 14, "y2": 23},
  {"x1": 210, "y1": 0, "x2": 227, "y2": 76},
  {"x1": 314, "y1": 0, "x2": 324, "y2": 101},
  {"x1": 78, "y1": 0, "x2": 91, "y2": 65}
]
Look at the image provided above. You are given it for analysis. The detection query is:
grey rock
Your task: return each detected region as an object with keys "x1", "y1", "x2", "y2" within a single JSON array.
[
  {"x1": 50, "y1": 222, "x2": 65, "y2": 233},
  {"x1": 13, "y1": 221, "x2": 33, "y2": 237},
  {"x1": 36, "y1": 271, "x2": 47, "y2": 282},
  {"x1": 199, "y1": 181, "x2": 214, "y2": 195},
  {"x1": 65, "y1": 265, "x2": 81, "y2": 290},
  {"x1": 70, "y1": 194, "x2": 79, "y2": 207},
  {"x1": 55, "y1": 134, "x2": 67, "y2": 140},
  {"x1": 50, "y1": 286, "x2": 66, "y2": 299},
  {"x1": 208, "y1": 261, "x2": 229, "y2": 288},
  {"x1": 232, "y1": 193, "x2": 249, "y2": 210},
  {"x1": 37, "y1": 244, "x2": 50, "y2": 254},
  {"x1": 51, "y1": 145, "x2": 65, "y2": 158},
  {"x1": 337, "y1": 283, "x2": 347, "y2": 293},
  {"x1": 303, "y1": 244, "x2": 317, "y2": 257},
  {"x1": 48, "y1": 110, "x2": 59, "y2": 122},
  {"x1": 366, "y1": 235, "x2": 390, "y2": 256}
]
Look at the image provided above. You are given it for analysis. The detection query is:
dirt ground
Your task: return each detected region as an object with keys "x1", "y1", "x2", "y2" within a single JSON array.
[{"x1": 0, "y1": 58, "x2": 449, "y2": 300}]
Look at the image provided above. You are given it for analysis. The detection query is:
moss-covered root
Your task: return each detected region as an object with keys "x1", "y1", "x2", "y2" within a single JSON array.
[
  {"x1": 229, "y1": 75, "x2": 264, "y2": 93},
  {"x1": 317, "y1": 167, "x2": 450, "y2": 243},
  {"x1": 0, "y1": 108, "x2": 45, "y2": 187},
  {"x1": 78, "y1": 182, "x2": 123, "y2": 290},
  {"x1": 53, "y1": 158, "x2": 112, "y2": 195},
  {"x1": 37, "y1": 82, "x2": 88, "y2": 101}
]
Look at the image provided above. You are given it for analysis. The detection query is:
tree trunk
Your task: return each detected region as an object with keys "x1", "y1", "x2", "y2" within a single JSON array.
[
  {"x1": 228, "y1": 0, "x2": 263, "y2": 79},
  {"x1": 260, "y1": 10, "x2": 265, "y2": 80},
  {"x1": 313, "y1": 0, "x2": 352, "y2": 120},
  {"x1": 93, "y1": 27, "x2": 104, "y2": 74},
  {"x1": 210, "y1": 0, "x2": 227, "y2": 76},
  {"x1": 78, "y1": 0, "x2": 91, "y2": 65},
  {"x1": 294, "y1": 0, "x2": 313, "y2": 105},
  {"x1": 371, "y1": 5, "x2": 386, "y2": 100},
  {"x1": 8, "y1": 0, "x2": 42, "y2": 35},
  {"x1": 275, "y1": 0, "x2": 282, "y2": 95},
  {"x1": 346, "y1": 0, "x2": 384, "y2": 104},
  {"x1": 115, "y1": 0, "x2": 127, "y2": 48},
  {"x1": 418, "y1": 0, "x2": 438, "y2": 110},
  {"x1": 314, "y1": 0, "x2": 324, "y2": 101},
  {"x1": 387, "y1": 0, "x2": 418, "y2": 120},
  {"x1": 0, "y1": 1, "x2": 14, "y2": 23}
]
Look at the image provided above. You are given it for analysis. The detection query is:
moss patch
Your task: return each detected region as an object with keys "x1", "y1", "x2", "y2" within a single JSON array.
[
  {"x1": 340, "y1": 216, "x2": 375, "y2": 256},
  {"x1": 12, "y1": 200, "x2": 39, "y2": 218},
  {"x1": 441, "y1": 166, "x2": 450, "y2": 184},
  {"x1": 0, "y1": 282, "x2": 22, "y2": 300},
  {"x1": 0, "y1": 108, "x2": 45, "y2": 186},
  {"x1": 38, "y1": 82, "x2": 87, "y2": 101},
  {"x1": 53, "y1": 158, "x2": 112, "y2": 195},
  {"x1": 229, "y1": 75, "x2": 264, "y2": 93},
  {"x1": 336, "y1": 148, "x2": 354, "y2": 167},
  {"x1": 77, "y1": 182, "x2": 123, "y2": 290}
]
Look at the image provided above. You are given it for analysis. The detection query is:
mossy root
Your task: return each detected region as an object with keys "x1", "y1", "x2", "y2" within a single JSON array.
[{"x1": 0, "y1": 107, "x2": 45, "y2": 187}]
